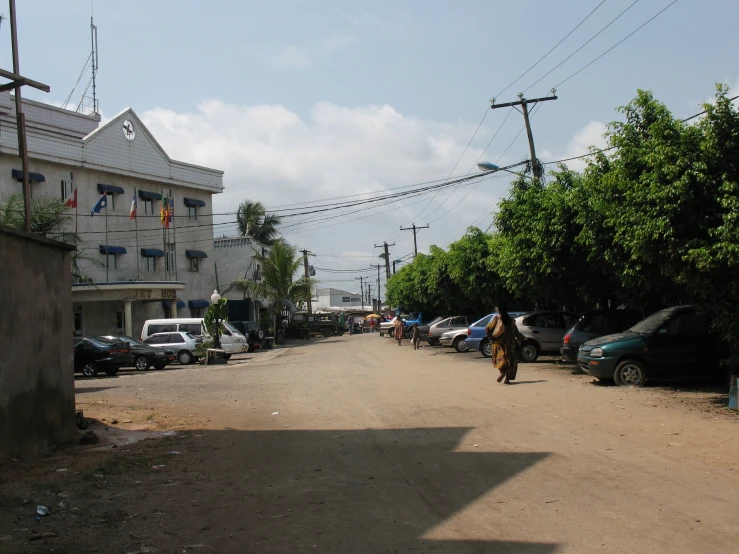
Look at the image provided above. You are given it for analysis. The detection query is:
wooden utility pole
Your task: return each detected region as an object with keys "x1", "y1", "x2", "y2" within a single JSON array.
[
  {"x1": 400, "y1": 224, "x2": 429, "y2": 258},
  {"x1": 490, "y1": 93, "x2": 557, "y2": 180},
  {"x1": 300, "y1": 248, "x2": 313, "y2": 314},
  {"x1": 3, "y1": 0, "x2": 51, "y2": 232},
  {"x1": 371, "y1": 264, "x2": 383, "y2": 312},
  {"x1": 355, "y1": 276, "x2": 364, "y2": 310},
  {"x1": 375, "y1": 242, "x2": 394, "y2": 279}
]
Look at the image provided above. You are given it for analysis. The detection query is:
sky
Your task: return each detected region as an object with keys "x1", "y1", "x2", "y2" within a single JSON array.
[{"x1": 10, "y1": 0, "x2": 739, "y2": 295}]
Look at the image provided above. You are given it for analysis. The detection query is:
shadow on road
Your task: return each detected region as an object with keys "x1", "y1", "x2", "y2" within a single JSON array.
[
  {"x1": 1, "y1": 426, "x2": 558, "y2": 552},
  {"x1": 510, "y1": 380, "x2": 548, "y2": 385}
]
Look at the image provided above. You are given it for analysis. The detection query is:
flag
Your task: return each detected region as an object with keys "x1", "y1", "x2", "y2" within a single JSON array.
[
  {"x1": 63, "y1": 188, "x2": 77, "y2": 209},
  {"x1": 129, "y1": 189, "x2": 137, "y2": 220},
  {"x1": 167, "y1": 195, "x2": 173, "y2": 227},
  {"x1": 90, "y1": 192, "x2": 107, "y2": 216},
  {"x1": 160, "y1": 196, "x2": 169, "y2": 227}
]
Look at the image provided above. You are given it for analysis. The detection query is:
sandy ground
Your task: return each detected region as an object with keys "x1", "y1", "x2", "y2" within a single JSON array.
[{"x1": 1, "y1": 334, "x2": 738, "y2": 553}]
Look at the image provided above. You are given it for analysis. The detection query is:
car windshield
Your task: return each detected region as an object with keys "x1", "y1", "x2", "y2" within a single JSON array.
[
  {"x1": 87, "y1": 337, "x2": 116, "y2": 348},
  {"x1": 629, "y1": 309, "x2": 673, "y2": 335},
  {"x1": 578, "y1": 314, "x2": 610, "y2": 334},
  {"x1": 223, "y1": 321, "x2": 242, "y2": 335},
  {"x1": 428, "y1": 317, "x2": 445, "y2": 326},
  {"x1": 472, "y1": 314, "x2": 494, "y2": 327}
]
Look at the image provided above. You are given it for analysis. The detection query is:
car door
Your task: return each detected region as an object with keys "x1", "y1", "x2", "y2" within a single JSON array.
[
  {"x1": 74, "y1": 340, "x2": 90, "y2": 370},
  {"x1": 646, "y1": 312, "x2": 704, "y2": 380},
  {"x1": 168, "y1": 333, "x2": 187, "y2": 349},
  {"x1": 526, "y1": 313, "x2": 565, "y2": 352},
  {"x1": 448, "y1": 316, "x2": 468, "y2": 332}
]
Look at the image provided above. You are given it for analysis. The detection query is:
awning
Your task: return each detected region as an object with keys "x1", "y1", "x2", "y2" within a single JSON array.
[
  {"x1": 97, "y1": 183, "x2": 125, "y2": 195},
  {"x1": 183, "y1": 197, "x2": 206, "y2": 207},
  {"x1": 141, "y1": 248, "x2": 165, "y2": 257},
  {"x1": 185, "y1": 250, "x2": 208, "y2": 258},
  {"x1": 99, "y1": 245, "x2": 127, "y2": 255},
  {"x1": 161, "y1": 300, "x2": 187, "y2": 309},
  {"x1": 138, "y1": 190, "x2": 162, "y2": 201},
  {"x1": 12, "y1": 169, "x2": 45, "y2": 182},
  {"x1": 188, "y1": 300, "x2": 210, "y2": 309}
]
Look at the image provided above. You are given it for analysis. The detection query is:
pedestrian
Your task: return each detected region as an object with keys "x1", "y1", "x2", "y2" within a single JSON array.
[
  {"x1": 485, "y1": 304, "x2": 526, "y2": 384},
  {"x1": 370, "y1": 318, "x2": 376, "y2": 333},
  {"x1": 348, "y1": 316, "x2": 353, "y2": 335},
  {"x1": 393, "y1": 316, "x2": 404, "y2": 346},
  {"x1": 411, "y1": 323, "x2": 420, "y2": 350}
]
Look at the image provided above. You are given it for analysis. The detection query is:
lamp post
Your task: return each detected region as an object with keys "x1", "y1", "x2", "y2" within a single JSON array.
[
  {"x1": 210, "y1": 289, "x2": 222, "y2": 350},
  {"x1": 477, "y1": 161, "x2": 519, "y2": 177}
]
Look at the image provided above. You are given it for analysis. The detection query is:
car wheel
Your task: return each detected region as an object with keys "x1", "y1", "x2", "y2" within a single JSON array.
[
  {"x1": 135, "y1": 356, "x2": 150, "y2": 371},
  {"x1": 82, "y1": 362, "x2": 98, "y2": 378},
  {"x1": 453, "y1": 336, "x2": 470, "y2": 353},
  {"x1": 404, "y1": 328, "x2": 412, "y2": 339},
  {"x1": 247, "y1": 345, "x2": 256, "y2": 353},
  {"x1": 323, "y1": 328, "x2": 333, "y2": 338},
  {"x1": 519, "y1": 341, "x2": 540, "y2": 363},
  {"x1": 614, "y1": 359, "x2": 647, "y2": 386},
  {"x1": 223, "y1": 354, "x2": 232, "y2": 360},
  {"x1": 481, "y1": 339, "x2": 492, "y2": 358},
  {"x1": 178, "y1": 350, "x2": 194, "y2": 365}
]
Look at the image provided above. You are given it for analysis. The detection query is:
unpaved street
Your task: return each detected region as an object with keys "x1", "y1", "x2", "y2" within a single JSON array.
[{"x1": 2, "y1": 334, "x2": 739, "y2": 553}]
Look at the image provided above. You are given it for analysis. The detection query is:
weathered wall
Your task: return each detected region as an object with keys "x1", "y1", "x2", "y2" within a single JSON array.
[{"x1": 0, "y1": 226, "x2": 77, "y2": 457}]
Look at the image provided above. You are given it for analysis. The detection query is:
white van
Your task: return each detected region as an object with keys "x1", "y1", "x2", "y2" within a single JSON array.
[{"x1": 140, "y1": 318, "x2": 247, "y2": 354}]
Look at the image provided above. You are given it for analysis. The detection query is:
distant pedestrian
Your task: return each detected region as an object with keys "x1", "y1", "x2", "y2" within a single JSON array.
[
  {"x1": 370, "y1": 318, "x2": 376, "y2": 333},
  {"x1": 486, "y1": 304, "x2": 526, "y2": 384},
  {"x1": 411, "y1": 323, "x2": 420, "y2": 350},
  {"x1": 393, "y1": 317, "x2": 404, "y2": 346},
  {"x1": 348, "y1": 317, "x2": 353, "y2": 335}
]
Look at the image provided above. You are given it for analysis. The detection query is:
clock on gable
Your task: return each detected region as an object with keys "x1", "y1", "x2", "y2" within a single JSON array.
[{"x1": 122, "y1": 119, "x2": 136, "y2": 141}]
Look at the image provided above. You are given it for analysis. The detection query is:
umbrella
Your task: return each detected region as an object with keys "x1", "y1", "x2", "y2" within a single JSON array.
[{"x1": 366, "y1": 314, "x2": 380, "y2": 318}]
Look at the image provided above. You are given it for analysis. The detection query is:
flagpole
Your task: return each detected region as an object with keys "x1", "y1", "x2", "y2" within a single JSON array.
[
  {"x1": 105, "y1": 195, "x2": 109, "y2": 282},
  {"x1": 171, "y1": 189, "x2": 178, "y2": 282},
  {"x1": 162, "y1": 193, "x2": 167, "y2": 282},
  {"x1": 135, "y1": 188, "x2": 140, "y2": 281}
]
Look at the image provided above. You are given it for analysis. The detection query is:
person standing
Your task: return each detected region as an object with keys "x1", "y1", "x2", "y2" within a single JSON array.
[
  {"x1": 348, "y1": 316, "x2": 353, "y2": 335},
  {"x1": 393, "y1": 316, "x2": 404, "y2": 346},
  {"x1": 370, "y1": 318, "x2": 376, "y2": 333},
  {"x1": 485, "y1": 305, "x2": 525, "y2": 384},
  {"x1": 411, "y1": 323, "x2": 420, "y2": 350}
]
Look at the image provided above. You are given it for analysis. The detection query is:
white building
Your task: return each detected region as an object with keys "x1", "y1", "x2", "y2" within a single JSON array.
[
  {"x1": 313, "y1": 288, "x2": 365, "y2": 311},
  {"x1": 0, "y1": 93, "x2": 224, "y2": 338}
]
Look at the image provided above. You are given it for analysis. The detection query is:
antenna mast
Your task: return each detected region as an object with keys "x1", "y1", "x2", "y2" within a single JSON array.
[{"x1": 90, "y1": 16, "x2": 98, "y2": 114}]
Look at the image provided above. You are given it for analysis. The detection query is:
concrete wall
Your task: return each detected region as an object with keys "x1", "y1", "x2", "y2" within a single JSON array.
[{"x1": 0, "y1": 226, "x2": 77, "y2": 457}]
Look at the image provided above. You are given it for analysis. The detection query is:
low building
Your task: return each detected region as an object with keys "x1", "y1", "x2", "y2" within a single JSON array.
[
  {"x1": 0, "y1": 93, "x2": 224, "y2": 339},
  {"x1": 314, "y1": 288, "x2": 365, "y2": 311}
]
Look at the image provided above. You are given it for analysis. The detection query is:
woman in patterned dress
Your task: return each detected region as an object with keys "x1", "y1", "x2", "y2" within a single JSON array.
[
  {"x1": 394, "y1": 316, "x2": 405, "y2": 346},
  {"x1": 485, "y1": 306, "x2": 525, "y2": 384}
]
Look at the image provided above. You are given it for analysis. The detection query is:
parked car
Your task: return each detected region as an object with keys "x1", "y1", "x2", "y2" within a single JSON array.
[
  {"x1": 100, "y1": 335, "x2": 177, "y2": 371},
  {"x1": 577, "y1": 305, "x2": 727, "y2": 386},
  {"x1": 439, "y1": 327, "x2": 472, "y2": 353},
  {"x1": 402, "y1": 312, "x2": 439, "y2": 338},
  {"x1": 468, "y1": 312, "x2": 529, "y2": 358},
  {"x1": 140, "y1": 318, "x2": 247, "y2": 355},
  {"x1": 416, "y1": 316, "x2": 447, "y2": 343},
  {"x1": 142, "y1": 331, "x2": 202, "y2": 365},
  {"x1": 560, "y1": 310, "x2": 643, "y2": 362},
  {"x1": 429, "y1": 316, "x2": 473, "y2": 346},
  {"x1": 379, "y1": 317, "x2": 399, "y2": 337},
  {"x1": 229, "y1": 321, "x2": 266, "y2": 352},
  {"x1": 514, "y1": 311, "x2": 580, "y2": 362},
  {"x1": 73, "y1": 337, "x2": 135, "y2": 377}
]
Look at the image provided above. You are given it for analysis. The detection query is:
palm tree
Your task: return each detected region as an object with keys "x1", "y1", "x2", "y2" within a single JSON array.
[
  {"x1": 236, "y1": 200, "x2": 282, "y2": 246},
  {"x1": 225, "y1": 241, "x2": 315, "y2": 343}
]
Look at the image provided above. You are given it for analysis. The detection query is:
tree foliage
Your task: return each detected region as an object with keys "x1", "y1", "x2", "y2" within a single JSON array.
[{"x1": 236, "y1": 200, "x2": 282, "y2": 246}]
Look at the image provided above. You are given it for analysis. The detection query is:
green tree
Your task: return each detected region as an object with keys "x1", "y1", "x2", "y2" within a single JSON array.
[
  {"x1": 236, "y1": 200, "x2": 282, "y2": 246},
  {"x1": 225, "y1": 241, "x2": 314, "y2": 342}
]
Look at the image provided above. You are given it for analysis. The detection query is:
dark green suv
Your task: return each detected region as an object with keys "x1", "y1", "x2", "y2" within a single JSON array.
[
  {"x1": 229, "y1": 321, "x2": 265, "y2": 352},
  {"x1": 577, "y1": 305, "x2": 726, "y2": 386}
]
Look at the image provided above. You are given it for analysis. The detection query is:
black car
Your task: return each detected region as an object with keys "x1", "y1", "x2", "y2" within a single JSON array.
[
  {"x1": 560, "y1": 310, "x2": 643, "y2": 362},
  {"x1": 229, "y1": 321, "x2": 265, "y2": 352},
  {"x1": 73, "y1": 337, "x2": 135, "y2": 377},
  {"x1": 101, "y1": 336, "x2": 177, "y2": 371}
]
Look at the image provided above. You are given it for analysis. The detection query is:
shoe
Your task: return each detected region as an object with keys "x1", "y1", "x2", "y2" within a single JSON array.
[{"x1": 497, "y1": 373, "x2": 505, "y2": 383}]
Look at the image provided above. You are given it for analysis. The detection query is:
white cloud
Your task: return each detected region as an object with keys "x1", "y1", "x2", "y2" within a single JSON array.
[
  {"x1": 540, "y1": 121, "x2": 608, "y2": 172},
  {"x1": 271, "y1": 45, "x2": 315, "y2": 69},
  {"x1": 262, "y1": 33, "x2": 358, "y2": 69},
  {"x1": 322, "y1": 34, "x2": 357, "y2": 53}
]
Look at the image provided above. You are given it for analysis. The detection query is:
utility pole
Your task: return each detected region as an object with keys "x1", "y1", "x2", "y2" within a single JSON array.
[
  {"x1": 371, "y1": 264, "x2": 382, "y2": 312},
  {"x1": 355, "y1": 276, "x2": 364, "y2": 310},
  {"x1": 366, "y1": 284, "x2": 372, "y2": 310},
  {"x1": 400, "y1": 224, "x2": 429, "y2": 258},
  {"x1": 490, "y1": 93, "x2": 557, "y2": 180},
  {"x1": 392, "y1": 259, "x2": 402, "y2": 274},
  {"x1": 300, "y1": 248, "x2": 314, "y2": 315},
  {"x1": 375, "y1": 242, "x2": 394, "y2": 279}
]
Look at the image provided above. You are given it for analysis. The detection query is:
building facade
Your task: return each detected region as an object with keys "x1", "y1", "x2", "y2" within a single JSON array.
[
  {"x1": 314, "y1": 288, "x2": 365, "y2": 311},
  {"x1": 0, "y1": 93, "x2": 224, "y2": 339},
  {"x1": 212, "y1": 236, "x2": 269, "y2": 323}
]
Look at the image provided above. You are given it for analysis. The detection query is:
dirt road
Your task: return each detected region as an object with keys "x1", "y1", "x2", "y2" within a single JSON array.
[{"x1": 2, "y1": 334, "x2": 738, "y2": 553}]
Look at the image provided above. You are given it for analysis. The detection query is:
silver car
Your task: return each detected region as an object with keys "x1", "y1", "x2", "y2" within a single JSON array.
[
  {"x1": 143, "y1": 331, "x2": 202, "y2": 365},
  {"x1": 515, "y1": 311, "x2": 580, "y2": 362},
  {"x1": 427, "y1": 316, "x2": 471, "y2": 346},
  {"x1": 439, "y1": 327, "x2": 471, "y2": 353}
]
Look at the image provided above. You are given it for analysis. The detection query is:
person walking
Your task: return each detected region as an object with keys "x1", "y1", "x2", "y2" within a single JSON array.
[
  {"x1": 393, "y1": 316, "x2": 404, "y2": 346},
  {"x1": 370, "y1": 318, "x2": 376, "y2": 333},
  {"x1": 411, "y1": 323, "x2": 420, "y2": 350},
  {"x1": 347, "y1": 316, "x2": 353, "y2": 335},
  {"x1": 485, "y1": 305, "x2": 525, "y2": 384}
]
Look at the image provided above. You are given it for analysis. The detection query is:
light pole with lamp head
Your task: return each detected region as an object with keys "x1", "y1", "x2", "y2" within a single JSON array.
[{"x1": 210, "y1": 289, "x2": 222, "y2": 350}]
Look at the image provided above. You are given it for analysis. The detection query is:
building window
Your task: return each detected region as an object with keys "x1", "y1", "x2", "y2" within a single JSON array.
[
  {"x1": 106, "y1": 253, "x2": 118, "y2": 269},
  {"x1": 342, "y1": 296, "x2": 350, "y2": 303},
  {"x1": 107, "y1": 192, "x2": 116, "y2": 210},
  {"x1": 189, "y1": 256, "x2": 199, "y2": 273},
  {"x1": 190, "y1": 307, "x2": 202, "y2": 318},
  {"x1": 143, "y1": 198, "x2": 153, "y2": 215},
  {"x1": 187, "y1": 205, "x2": 197, "y2": 220},
  {"x1": 61, "y1": 171, "x2": 73, "y2": 201},
  {"x1": 116, "y1": 309, "x2": 125, "y2": 334},
  {"x1": 165, "y1": 242, "x2": 175, "y2": 272},
  {"x1": 73, "y1": 306, "x2": 83, "y2": 337},
  {"x1": 144, "y1": 256, "x2": 156, "y2": 272},
  {"x1": 351, "y1": 297, "x2": 361, "y2": 302}
]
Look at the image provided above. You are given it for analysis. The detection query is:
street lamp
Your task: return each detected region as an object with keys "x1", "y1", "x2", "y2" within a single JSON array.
[
  {"x1": 210, "y1": 289, "x2": 222, "y2": 350},
  {"x1": 477, "y1": 162, "x2": 500, "y2": 172}
]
